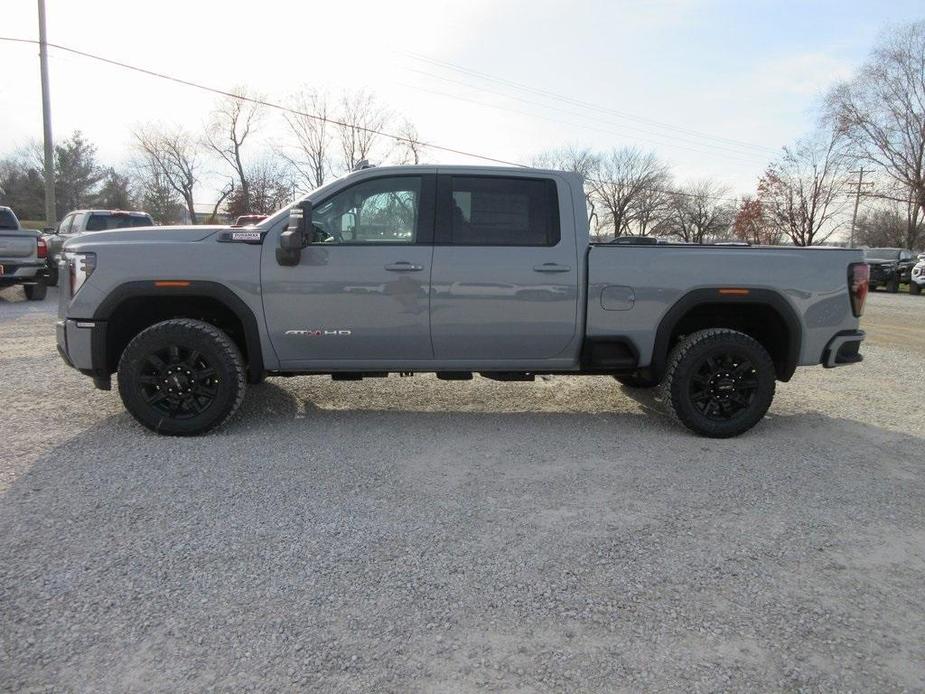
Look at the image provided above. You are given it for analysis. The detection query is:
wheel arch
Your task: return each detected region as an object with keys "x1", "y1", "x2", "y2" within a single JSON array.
[
  {"x1": 92, "y1": 280, "x2": 265, "y2": 383},
  {"x1": 651, "y1": 288, "x2": 802, "y2": 382}
]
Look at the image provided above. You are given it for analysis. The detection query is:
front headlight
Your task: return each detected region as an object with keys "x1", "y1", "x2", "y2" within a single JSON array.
[{"x1": 66, "y1": 252, "x2": 96, "y2": 296}]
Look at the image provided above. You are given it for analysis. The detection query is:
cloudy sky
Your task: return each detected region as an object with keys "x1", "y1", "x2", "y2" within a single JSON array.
[{"x1": 1, "y1": 0, "x2": 922, "y2": 202}]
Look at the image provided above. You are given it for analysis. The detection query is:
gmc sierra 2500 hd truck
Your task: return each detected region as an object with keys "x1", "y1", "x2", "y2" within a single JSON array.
[{"x1": 56, "y1": 165, "x2": 869, "y2": 438}]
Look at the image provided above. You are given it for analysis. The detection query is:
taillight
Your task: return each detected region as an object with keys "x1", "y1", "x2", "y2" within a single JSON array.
[
  {"x1": 849, "y1": 262, "x2": 869, "y2": 317},
  {"x1": 37, "y1": 237, "x2": 47, "y2": 258}
]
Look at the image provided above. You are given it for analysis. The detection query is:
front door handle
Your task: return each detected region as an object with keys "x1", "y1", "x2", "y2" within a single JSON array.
[
  {"x1": 533, "y1": 263, "x2": 571, "y2": 273},
  {"x1": 385, "y1": 262, "x2": 424, "y2": 272}
]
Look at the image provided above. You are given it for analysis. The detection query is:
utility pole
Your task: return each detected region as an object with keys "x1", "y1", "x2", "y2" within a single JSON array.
[
  {"x1": 847, "y1": 167, "x2": 873, "y2": 248},
  {"x1": 38, "y1": 0, "x2": 56, "y2": 226}
]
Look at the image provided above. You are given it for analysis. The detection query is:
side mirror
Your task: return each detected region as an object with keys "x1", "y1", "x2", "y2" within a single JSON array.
[{"x1": 276, "y1": 201, "x2": 312, "y2": 266}]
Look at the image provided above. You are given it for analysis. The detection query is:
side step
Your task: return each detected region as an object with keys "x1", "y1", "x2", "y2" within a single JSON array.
[
  {"x1": 480, "y1": 371, "x2": 535, "y2": 382},
  {"x1": 331, "y1": 372, "x2": 388, "y2": 381}
]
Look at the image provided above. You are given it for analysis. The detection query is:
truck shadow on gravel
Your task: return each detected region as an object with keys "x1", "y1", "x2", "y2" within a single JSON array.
[{"x1": 1, "y1": 381, "x2": 923, "y2": 692}]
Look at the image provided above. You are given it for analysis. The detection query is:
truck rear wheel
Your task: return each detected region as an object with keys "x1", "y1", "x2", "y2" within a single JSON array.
[
  {"x1": 660, "y1": 328, "x2": 775, "y2": 438},
  {"x1": 117, "y1": 319, "x2": 246, "y2": 436},
  {"x1": 24, "y1": 281, "x2": 47, "y2": 301}
]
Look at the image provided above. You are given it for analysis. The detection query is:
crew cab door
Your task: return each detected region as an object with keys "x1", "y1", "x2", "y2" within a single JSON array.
[
  {"x1": 261, "y1": 174, "x2": 436, "y2": 366},
  {"x1": 430, "y1": 173, "x2": 580, "y2": 360}
]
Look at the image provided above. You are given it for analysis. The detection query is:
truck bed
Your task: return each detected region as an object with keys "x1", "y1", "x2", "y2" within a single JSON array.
[{"x1": 585, "y1": 244, "x2": 865, "y2": 368}]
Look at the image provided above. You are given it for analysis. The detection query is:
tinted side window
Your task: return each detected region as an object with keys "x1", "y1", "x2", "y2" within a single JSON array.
[
  {"x1": 449, "y1": 177, "x2": 559, "y2": 246},
  {"x1": 57, "y1": 214, "x2": 71, "y2": 234},
  {"x1": 0, "y1": 208, "x2": 18, "y2": 229},
  {"x1": 312, "y1": 176, "x2": 422, "y2": 244}
]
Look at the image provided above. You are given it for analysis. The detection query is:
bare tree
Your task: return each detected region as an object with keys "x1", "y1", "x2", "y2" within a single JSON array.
[
  {"x1": 393, "y1": 119, "x2": 425, "y2": 165},
  {"x1": 589, "y1": 147, "x2": 670, "y2": 238},
  {"x1": 133, "y1": 125, "x2": 201, "y2": 224},
  {"x1": 336, "y1": 90, "x2": 390, "y2": 172},
  {"x1": 282, "y1": 89, "x2": 332, "y2": 191},
  {"x1": 855, "y1": 201, "x2": 924, "y2": 248},
  {"x1": 533, "y1": 146, "x2": 602, "y2": 230},
  {"x1": 130, "y1": 158, "x2": 185, "y2": 224},
  {"x1": 629, "y1": 184, "x2": 673, "y2": 237},
  {"x1": 657, "y1": 180, "x2": 734, "y2": 243},
  {"x1": 205, "y1": 87, "x2": 263, "y2": 213},
  {"x1": 826, "y1": 20, "x2": 925, "y2": 249},
  {"x1": 758, "y1": 129, "x2": 850, "y2": 246},
  {"x1": 226, "y1": 158, "x2": 295, "y2": 218}
]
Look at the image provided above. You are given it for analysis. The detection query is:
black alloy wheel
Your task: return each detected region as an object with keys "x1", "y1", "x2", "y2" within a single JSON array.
[
  {"x1": 118, "y1": 319, "x2": 246, "y2": 435},
  {"x1": 688, "y1": 352, "x2": 759, "y2": 421},
  {"x1": 137, "y1": 345, "x2": 219, "y2": 420},
  {"x1": 660, "y1": 328, "x2": 776, "y2": 438}
]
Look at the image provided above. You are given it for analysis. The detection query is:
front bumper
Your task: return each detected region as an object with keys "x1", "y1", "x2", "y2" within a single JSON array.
[
  {"x1": 57, "y1": 318, "x2": 111, "y2": 390},
  {"x1": 822, "y1": 330, "x2": 864, "y2": 368}
]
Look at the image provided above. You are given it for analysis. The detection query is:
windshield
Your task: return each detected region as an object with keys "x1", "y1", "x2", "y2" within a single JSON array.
[
  {"x1": 0, "y1": 208, "x2": 19, "y2": 230},
  {"x1": 86, "y1": 213, "x2": 153, "y2": 231},
  {"x1": 864, "y1": 248, "x2": 901, "y2": 261}
]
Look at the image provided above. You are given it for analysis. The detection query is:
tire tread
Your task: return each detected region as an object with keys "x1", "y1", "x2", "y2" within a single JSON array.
[{"x1": 117, "y1": 318, "x2": 246, "y2": 435}]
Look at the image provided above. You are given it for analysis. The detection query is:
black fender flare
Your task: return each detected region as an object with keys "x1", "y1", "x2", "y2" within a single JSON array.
[
  {"x1": 92, "y1": 280, "x2": 265, "y2": 383},
  {"x1": 650, "y1": 288, "x2": 802, "y2": 382}
]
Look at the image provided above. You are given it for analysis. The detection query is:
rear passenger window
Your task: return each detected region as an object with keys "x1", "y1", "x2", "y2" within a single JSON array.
[{"x1": 450, "y1": 177, "x2": 559, "y2": 246}]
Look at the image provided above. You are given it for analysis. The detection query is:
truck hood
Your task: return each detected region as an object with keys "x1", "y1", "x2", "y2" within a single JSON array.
[{"x1": 62, "y1": 225, "x2": 223, "y2": 251}]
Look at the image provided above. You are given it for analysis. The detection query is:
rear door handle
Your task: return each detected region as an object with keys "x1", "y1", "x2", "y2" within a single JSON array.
[
  {"x1": 533, "y1": 263, "x2": 571, "y2": 273},
  {"x1": 385, "y1": 262, "x2": 424, "y2": 272}
]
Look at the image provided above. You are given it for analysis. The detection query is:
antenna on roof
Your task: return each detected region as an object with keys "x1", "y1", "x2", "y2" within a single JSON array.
[{"x1": 352, "y1": 160, "x2": 375, "y2": 172}]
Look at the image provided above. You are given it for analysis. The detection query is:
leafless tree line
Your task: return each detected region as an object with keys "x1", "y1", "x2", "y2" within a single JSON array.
[
  {"x1": 533, "y1": 145, "x2": 737, "y2": 244},
  {"x1": 130, "y1": 86, "x2": 426, "y2": 223},
  {"x1": 537, "y1": 20, "x2": 925, "y2": 248}
]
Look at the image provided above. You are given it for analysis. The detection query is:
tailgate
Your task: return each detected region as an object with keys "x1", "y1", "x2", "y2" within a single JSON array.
[{"x1": 0, "y1": 232, "x2": 38, "y2": 261}]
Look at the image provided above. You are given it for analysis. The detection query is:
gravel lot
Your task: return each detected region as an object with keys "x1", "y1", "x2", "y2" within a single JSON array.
[{"x1": 1, "y1": 286, "x2": 923, "y2": 692}]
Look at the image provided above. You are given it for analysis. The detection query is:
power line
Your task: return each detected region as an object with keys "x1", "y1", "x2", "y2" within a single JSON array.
[
  {"x1": 400, "y1": 51, "x2": 779, "y2": 156},
  {"x1": 392, "y1": 76, "x2": 770, "y2": 166},
  {"x1": 0, "y1": 35, "x2": 747, "y2": 204},
  {"x1": 0, "y1": 35, "x2": 526, "y2": 168}
]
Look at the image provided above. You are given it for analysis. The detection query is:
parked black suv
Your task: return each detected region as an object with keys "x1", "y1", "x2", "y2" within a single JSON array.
[{"x1": 864, "y1": 248, "x2": 916, "y2": 293}]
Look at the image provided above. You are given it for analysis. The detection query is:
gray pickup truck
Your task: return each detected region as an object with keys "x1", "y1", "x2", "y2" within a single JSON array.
[
  {"x1": 0, "y1": 206, "x2": 49, "y2": 300},
  {"x1": 56, "y1": 165, "x2": 869, "y2": 438}
]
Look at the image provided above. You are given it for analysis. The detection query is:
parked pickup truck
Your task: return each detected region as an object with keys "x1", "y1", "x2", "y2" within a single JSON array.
[
  {"x1": 0, "y1": 206, "x2": 49, "y2": 300},
  {"x1": 44, "y1": 209, "x2": 154, "y2": 286},
  {"x1": 56, "y1": 166, "x2": 869, "y2": 438}
]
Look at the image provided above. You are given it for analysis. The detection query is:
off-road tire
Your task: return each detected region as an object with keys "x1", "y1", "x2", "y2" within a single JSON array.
[
  {"x1": 614, "y1": 371, "x2": 660, "y2": 388},
  {"x1": 118, "y1": 319, "x2": 246, "y2": 436},
  {"x1": 24, "y1": 281, "x2": 47, "y2": 301},
  {"x1": 46, "y1": 264, "x2": 59, "y2": 287},
  {"x1": 887, "y1": 276, "x2": 899, "y2": 293},
  {"x1": 910, "y1": 282, "x2": 922, "y2": 296},
  {"x1": 659, "y1": 328, "x2": 776, "y2": 438}
]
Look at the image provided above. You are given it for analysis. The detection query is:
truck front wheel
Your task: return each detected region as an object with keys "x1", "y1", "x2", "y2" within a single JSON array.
[
  {"x1": 117, "y1": 319, "x2": 246, "y2": 436},
  {"x1": 660, "y1": 329, "x2": 775, "y2": 438},
  {"x1": 911, "y1": 282, "x2": 922, "y2": 296}
]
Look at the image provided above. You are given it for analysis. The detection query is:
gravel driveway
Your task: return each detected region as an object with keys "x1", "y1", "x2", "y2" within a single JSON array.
[{"x1": 1, "y1": 287, "x2": 923, "y2": 692}]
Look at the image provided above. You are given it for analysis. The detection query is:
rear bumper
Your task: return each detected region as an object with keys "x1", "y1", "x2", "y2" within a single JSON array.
[
  {"x1": 0, "y1": 261, "x2": 47, "y2": 285},
  {"x1": 822, "y1": 330, "x2": 864, "y2": 368}
]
